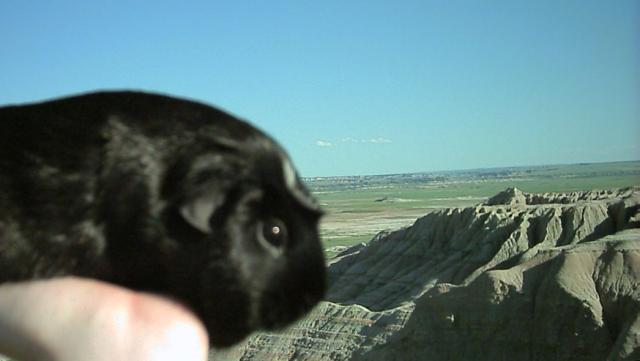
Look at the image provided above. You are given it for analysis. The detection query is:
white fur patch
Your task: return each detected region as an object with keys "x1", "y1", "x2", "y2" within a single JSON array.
[
  {"x1": 280, "y1": 153, "x2": 322, "y2": 212},
  {"x1": 282, "y1": 156, "x2": 297, "y2": 191}
]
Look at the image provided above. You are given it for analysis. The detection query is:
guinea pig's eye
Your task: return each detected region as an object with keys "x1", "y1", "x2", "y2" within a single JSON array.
[{"x1": 257, "y1": 218, "x2": 288, "y2": 255}]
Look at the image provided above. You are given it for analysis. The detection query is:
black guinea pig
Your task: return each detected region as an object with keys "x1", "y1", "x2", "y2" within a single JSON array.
[{"x1": 0, "y1": 91, "x2": 326, "y2": 347}]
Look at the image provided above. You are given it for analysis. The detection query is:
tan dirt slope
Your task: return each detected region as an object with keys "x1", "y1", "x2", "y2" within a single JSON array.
[{"x1": 215, "y1": 187, "x2": 640, "y2": 360}]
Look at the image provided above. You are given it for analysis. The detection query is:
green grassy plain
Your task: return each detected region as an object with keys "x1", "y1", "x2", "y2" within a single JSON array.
[{"x1": 309, "y1": 161, "x2": 640, "y2": 258}]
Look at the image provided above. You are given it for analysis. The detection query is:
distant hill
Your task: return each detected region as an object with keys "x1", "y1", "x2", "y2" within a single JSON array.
[
  {"x1": 304, "y1": 160, "x2": 640, "y2": 192},
  {"x1": 210, "y1": 186, "x2": 640, "y2": 361}
]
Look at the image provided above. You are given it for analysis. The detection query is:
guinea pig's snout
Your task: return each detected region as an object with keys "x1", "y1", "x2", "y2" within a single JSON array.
[
  {"x1": 258, "y1": 256, "x2": 326, "y2": 330},
  {"x1": 260, "y1": 288, "x2": 322, "y2": 330},
  {"x1": 302, "y1": 293, "x2": 319, "y2": 309},
  {"x1": 295, "y1": 279, "x2": 325, "y2": 317}
]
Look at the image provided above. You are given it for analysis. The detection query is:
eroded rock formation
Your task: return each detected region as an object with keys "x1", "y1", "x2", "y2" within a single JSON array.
[{"x1": 211, "y1": 187, "x2": 640, "y2": 361}]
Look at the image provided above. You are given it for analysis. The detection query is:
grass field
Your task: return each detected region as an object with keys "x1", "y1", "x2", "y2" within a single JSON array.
[{"x1": 308, "y1": 161, "x2": 640, "y2": 258}]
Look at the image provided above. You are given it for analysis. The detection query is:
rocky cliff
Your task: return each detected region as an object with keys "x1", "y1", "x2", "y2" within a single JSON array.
[{"x1": 211, "y1": 187, "x2": 640, "y2": 361}]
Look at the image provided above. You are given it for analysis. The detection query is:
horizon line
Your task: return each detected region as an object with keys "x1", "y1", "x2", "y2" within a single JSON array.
[{"x1": 302, "y1": 159, "x2": 640, "y2": 179}]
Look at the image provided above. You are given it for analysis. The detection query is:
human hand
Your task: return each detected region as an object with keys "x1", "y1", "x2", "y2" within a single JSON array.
[{"x1": 0, "y1": 277, "x2": 208, "y2": 361}]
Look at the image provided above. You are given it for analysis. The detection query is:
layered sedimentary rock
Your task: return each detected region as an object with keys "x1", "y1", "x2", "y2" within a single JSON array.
[{"x1": 210, "y1": 187, "x2": 640, "y2": 361}]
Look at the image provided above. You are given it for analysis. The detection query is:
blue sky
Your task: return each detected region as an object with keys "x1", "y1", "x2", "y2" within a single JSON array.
[{"x1": 1, "y1": 1, "x2": 638, "y2": 177}]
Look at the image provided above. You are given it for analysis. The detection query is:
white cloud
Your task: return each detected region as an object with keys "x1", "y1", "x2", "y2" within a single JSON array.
[
  {"x1": 318, "y1": 137, "x2": 392, "y2": 148},
  {"x1": 315, "y1": 140, "x2": 334, "y2": 147},
  {"x1": 341, "y1": 137, "x2": 392, "y2": 144},
  {"x1": 341, "y1": 137, "x2": 361, "y2": 143},
  {"x1": 369, "y1": 137, "x2": 392, "y2": 144}
]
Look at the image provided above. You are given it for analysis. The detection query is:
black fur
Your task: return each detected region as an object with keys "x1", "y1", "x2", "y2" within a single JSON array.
[{"x1": 0, "y1": 91, "x2": 326, "y2": 347}]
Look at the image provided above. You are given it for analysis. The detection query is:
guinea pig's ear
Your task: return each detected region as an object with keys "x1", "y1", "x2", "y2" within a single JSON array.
[{"x1": 179, "y1": 193, "x2": 225, "y2": 234}]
